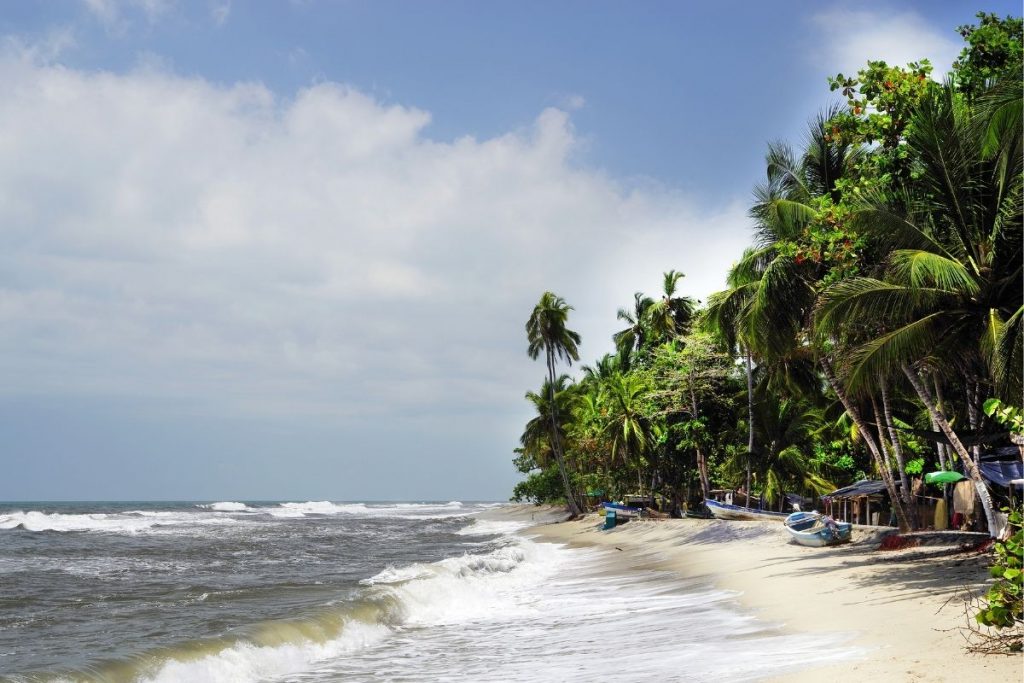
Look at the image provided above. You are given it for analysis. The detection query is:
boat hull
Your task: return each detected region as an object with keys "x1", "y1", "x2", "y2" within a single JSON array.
[
  {"x1": 703, "y1": 499, "x2": 788, "y2": 522},
  {"x1": 784, "y1": 512, "x2": 852, "y2": 546},
  {"x1": 601, "y1": 502, "x2": 643, "y2": 519}
]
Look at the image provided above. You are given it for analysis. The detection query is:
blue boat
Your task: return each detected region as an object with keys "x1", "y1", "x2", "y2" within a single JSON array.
[
  {"x1": 703, "y1": 499, "x2": 788, "y2": 522},
  {"x1": 784, "y1": 511, "x2": 852, "y2": 546},
  {"x1": 601, "y1": 502, "x2": 643, "y2": 519}
]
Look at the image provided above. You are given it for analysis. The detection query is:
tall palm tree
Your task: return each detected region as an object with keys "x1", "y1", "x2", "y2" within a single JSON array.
[
  {"x1": 647, "y1": 270, "x2": 698, "y2": 343},
  {"x1": 520, "y1": 375, "x2": 575, "y2": 470},
  {"x1": 816, "y1": 83, "x2": 1022, "y2": 534},
  {"x1": 705, "y1": 263, "x2": 759, "y2": 506},
  {"x1": 526, "y1": 292, "x2": 583, "y2": 516},
  {"x1": 613, "y1": 292, "x2": 654, "y2": 368}
]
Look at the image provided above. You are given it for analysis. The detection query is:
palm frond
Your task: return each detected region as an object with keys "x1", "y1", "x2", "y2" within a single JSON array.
[
  {"x1": 844, "y1": 313, "x2": 949, "y2": 392},
  {"x1": 886, "y1": 249, "x2": 980, "y2": 294}
]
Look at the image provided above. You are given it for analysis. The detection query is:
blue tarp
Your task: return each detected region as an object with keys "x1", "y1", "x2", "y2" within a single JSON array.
[{"x1": 980, "y1": 460, "x2": 1024, "y2": 488}]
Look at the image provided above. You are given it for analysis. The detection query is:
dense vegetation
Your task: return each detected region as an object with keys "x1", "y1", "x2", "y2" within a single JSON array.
[{"x1": 512, "y1": 14, "x2": 1022, "y2": 542}]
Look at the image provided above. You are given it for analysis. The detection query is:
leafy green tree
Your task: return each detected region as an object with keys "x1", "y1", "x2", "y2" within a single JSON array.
[
  {"x1": 954, "y1": 12, "x2": 1024, "y2": 99},
  {"x1": 816, "y1": 80, "x2": 1022, "y2": 533}
]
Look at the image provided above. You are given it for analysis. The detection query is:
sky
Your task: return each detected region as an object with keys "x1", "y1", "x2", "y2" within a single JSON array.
[{"x1": 0, "y1": 0, "x2": 1017, "y2": 501}]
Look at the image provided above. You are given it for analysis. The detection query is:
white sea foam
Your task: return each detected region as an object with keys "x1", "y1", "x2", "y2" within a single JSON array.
[
  {"x1": 0, "y1": 510, "x2": 248, "y2": 534},
  {"x1": 324, "y1": 536, "x2": 861, "y2": 680},
  {"x1": 265, "y1": 501, "x2": 471, "y2": 519},
  {"x1": 455, "y1": 518, "x2": 531, "y2": 536},
  {"x1": 199, "y1": 502, "x2": 253, "y2": 512},
  {"x1": 0, "y1": 511, "x2": 160, "y2": 533}
]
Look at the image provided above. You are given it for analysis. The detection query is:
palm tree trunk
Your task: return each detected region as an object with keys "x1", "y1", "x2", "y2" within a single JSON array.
[
  {"x1": 689, "y1": 383, "x2": 711, "y2": 501},
  {"x1": 901, "y1": 363, "x2": 997, "y2": 536},
  {"x1": 870, "y1": 397, "x2": 912, "y2": 530},
  {"x1": 880, "y1": 376, "x2": 919, "y2": 528},
  {"x1": 820, "y1": 358, "x2": 912, "y2": 532},
  {"x1": 932, "y1": 374, "x2": 949, "y2": 470},
  {"x1": 546, "y1": 349, "x2": 581, "y2": 517},
  {"x1": 966, "y1": 378, "x2": 982, "y2": 463},
  {"x1": 745, "y1": 348, "x2": 755, "y2": 508}
]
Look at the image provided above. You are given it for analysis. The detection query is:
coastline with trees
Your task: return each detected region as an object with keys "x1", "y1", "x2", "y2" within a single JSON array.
[{"x1": 513, "y1": 11, "x2": 1022, "y2": 663}]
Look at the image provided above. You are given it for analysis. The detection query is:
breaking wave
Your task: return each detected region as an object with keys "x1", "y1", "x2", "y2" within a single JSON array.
[
  {"x1": 198, "y1": 501, "x2": 254, "y2": 512},
  {"x1": 267, "y1": 501, "x2": 468, "y2": 519},
  {"x1": 31, "y1": 535, "x2": 547, "y2": 683},
  {"x1": 0, "y1": 510, "x2": 244, "y2": 534}
]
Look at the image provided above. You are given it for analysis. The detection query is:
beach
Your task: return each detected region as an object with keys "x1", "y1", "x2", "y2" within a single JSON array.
[{"x1": 523, "y1": 510, "x2": 1022, "y2": 683}]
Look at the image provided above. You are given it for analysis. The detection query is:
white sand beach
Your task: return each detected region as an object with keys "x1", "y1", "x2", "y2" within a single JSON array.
[{"x1": 517, "y1": 510, "x2": 1022, "y2": 682}]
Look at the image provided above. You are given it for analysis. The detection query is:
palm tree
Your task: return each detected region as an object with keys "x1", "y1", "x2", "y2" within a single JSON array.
[
  {"x1": 603, "y1": 372, "x2": 652, "y2": 493},
  {"x1": 750, "y1": 398, "x2": 836, "y2": 509},
  {"x1": 816, "y1": 83, "x2": 1022, "y2": 534},
  {"x1": 526, "y1": 292, "x2": 583, "y2": 516},
  {"x1": 520, "y1": 375, "x2": 575, "y2": 470},
  {"x1": 726, "y1": 107, "x2": 920, "y2": 530},
  {"x1": 647, "y1": 270, "x2": 697, "y2": 343},
  {"x1": 705, "y1": 259, "x2": 760, "y2": 506},
  {"x1": 613, "y1": 292, "x2": 654, "y2": 368}
]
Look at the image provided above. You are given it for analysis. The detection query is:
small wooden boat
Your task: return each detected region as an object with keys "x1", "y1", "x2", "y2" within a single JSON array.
[
  {"x1": 703, "y1": 499, "x2": 788, "y2": 522},
  {"x1": 784, "y1": 511, "x2": 852, "y2": 547},
  {"x1": 601, "y1": 502, "x2": 643, "y2": 519}
]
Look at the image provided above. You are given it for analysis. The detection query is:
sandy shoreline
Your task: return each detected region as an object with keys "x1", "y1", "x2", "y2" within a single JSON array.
[{"x1": 511, "y1": 509, "x2": 1021, "y2": 682}]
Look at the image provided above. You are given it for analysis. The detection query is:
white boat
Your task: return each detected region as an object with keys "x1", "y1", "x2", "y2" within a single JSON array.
[
  {"x1": 784, "y1": 511, "x2": 852, "y2": 547},
  {"x1": 703, "y1": 499, "x2": 788, "y2": 522}
]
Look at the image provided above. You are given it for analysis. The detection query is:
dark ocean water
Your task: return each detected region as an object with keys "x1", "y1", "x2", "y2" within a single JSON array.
[{"x1": 0, "y1": 501, "x2": 857, "y2": 682}]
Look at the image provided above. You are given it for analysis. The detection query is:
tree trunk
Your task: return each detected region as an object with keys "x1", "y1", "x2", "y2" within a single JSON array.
[
  {"x1": 932, "y1": 374, "x2": 949, "y2": 470},
  {"x1": 880, "y1": 376, "x2": 919, "y2": 528},
  {"x1": 546, "y1": 350, "x2": 581, "y2": 517},
  {"x1": 745, "y1": 348, "x2": 755, "y2": 508},
  {"x1": 689, "y1": 383, "x2": 711, "y2": 502},
  {"x1": 966, "y1": 378, "x2": 982, "y2": 463},
  {"x1": 871, "y1": 397, "x2": 912, "y2": 531},
  {"x1": 901, "y1": 363, "x2": 997, "y2": 536},
  {"x1": 820, "y1": 357, "x2": 912, "y2": 532}
]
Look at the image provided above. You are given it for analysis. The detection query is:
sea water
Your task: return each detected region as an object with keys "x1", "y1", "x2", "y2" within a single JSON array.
[{"x1": 0, "y1": 502, "x2": 857, "y2": 682}]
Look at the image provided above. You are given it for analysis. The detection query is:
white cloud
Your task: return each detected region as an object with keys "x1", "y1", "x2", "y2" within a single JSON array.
[
  {"x1": 82, "y1": 0, "x2": 174, "y2": 33},
  {"x1": 1, "y1": 27, "x2": 76, "y2": 63},
  {"x1": 210, "y1": 0, "x2": 231, "y2": 26},
  {"x1": 811, "y1": 7, "x2": 962, "y2": 76},
  {"x1": 0, "y1": 52, "x2": 750, "y2": 421}
]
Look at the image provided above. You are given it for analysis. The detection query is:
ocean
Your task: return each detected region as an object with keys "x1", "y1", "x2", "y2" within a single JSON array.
[{"x1": 0, "y1": 502, "x2": 854, "y2": 682}]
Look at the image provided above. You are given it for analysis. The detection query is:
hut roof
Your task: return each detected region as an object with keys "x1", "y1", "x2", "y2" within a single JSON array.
[{"x1": 823, "y1": 479, "x2": 893, "y2": 500}]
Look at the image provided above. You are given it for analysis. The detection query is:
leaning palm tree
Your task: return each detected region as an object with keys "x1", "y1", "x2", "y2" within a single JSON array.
[
  {"x1": 816, "y1": 83, "x2": 1022, "y2": 534},
  {"x1": 526, "y1": 292, "x2": 583, "y2": 516}
]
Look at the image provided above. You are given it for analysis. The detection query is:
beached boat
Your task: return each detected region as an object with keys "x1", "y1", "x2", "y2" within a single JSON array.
[
  {"x1": 784, "y1": 511, "x2": 852, "y2": 547},
  {"x1": 683, "y1": 504, "x2": 713, "y2": 519},
  {"x1": 703, "y1": 499, "x2": 788, "y2": 522},
  {"x1": 601, "y1": 502, "x2": 643, "y2": 519}
]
